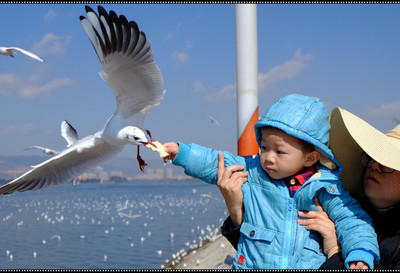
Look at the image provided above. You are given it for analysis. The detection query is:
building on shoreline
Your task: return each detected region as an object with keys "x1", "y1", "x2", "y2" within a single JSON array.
[{"x1": 0, "y1": 166, "x2": 191, "y2": 185}]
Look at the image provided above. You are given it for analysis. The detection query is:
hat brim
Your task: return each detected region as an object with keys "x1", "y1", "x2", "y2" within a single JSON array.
[{"x1": 329, "y1": 107, "x2": 400, "y2": 193}]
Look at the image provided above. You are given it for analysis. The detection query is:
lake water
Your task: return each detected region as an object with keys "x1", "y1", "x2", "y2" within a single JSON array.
[{"x1": 0, "y1": 180, "x2": 228, "y2": 269}]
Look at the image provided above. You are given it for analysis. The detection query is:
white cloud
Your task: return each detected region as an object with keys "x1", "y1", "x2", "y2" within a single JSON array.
[
  {"x1": 32, "y1": 32, "x2": 72, "y2": 58},
  {"x1": 0, "y1": 123, "x2": 38, "y2": 136},
  {"x1": 193, "y1": 81, "x2": 206, "y2": 93},
  {"x1": 20, "y1": 78, "x2": 73, "y2": 99},
  {"x1": 0, "y1": 90, "x2": 8, "y2": 96},
  {"x1": 165, "y1": 33, "x2": 174, "y2": 40},
  {"x1": 258, "y1": 48, "x2": 314, "y2": 92},
  {"x1": 45, "y1": 9, "x2": 57, "y2": 21},
  {"x1": 164, "y1": 22, "x2": 182, "y2": 41},
  {"x1": 366, "y1": 101, "x2": 400, "y2": 118},
  {"x1": 0, "y1": 73, "x2": 18, "y2": 96},
  {"x1": 186, "y1": 41, "x2": 193, "y2": 49},
  {"x1": 0, "y1": 73, "x2": 18, "y2": 85},
  {"x1": 206, "y1": 83, "x2": 236, "y2": 102},
  {"x1": 206, "y1": 48, "x2": 314, "y2": 103},
  {"x1": 0, "y1": 72, "x2": 73, "y2": 99},
  {"x1": 172, "y1": 51, "x2": 188, "y2": 64}
]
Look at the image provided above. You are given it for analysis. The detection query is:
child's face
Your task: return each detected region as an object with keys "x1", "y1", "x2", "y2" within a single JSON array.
[{"x1": 259, "y1": 127, "x2": 310, "y2": 180}]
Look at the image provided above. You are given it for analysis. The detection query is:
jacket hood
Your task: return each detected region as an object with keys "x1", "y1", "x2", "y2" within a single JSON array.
[{"x1": 254, "y1": 93, "x2": 341, "y2": 170}]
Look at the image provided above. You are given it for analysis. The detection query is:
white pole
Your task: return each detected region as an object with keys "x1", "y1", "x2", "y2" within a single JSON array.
[{"x1": 235, "y1": 4, "x2": 259, "y2": 157}]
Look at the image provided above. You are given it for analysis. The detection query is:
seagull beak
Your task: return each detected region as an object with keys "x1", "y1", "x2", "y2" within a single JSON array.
[
  {"x1": 140, "y1": 141, "x2": 157, "y2": 148},
  {"x1": 138, "y1": 129, "x2": 159, "y2": 148}
]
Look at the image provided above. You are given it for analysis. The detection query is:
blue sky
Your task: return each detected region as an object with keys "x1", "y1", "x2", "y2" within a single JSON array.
[{"x1": 1, "y1": 3, "x2": 400, "y2": 161}]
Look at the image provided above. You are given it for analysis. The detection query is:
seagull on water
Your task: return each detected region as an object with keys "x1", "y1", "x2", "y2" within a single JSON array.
[
  {"x1": 0, "y1": 47, "x2": 44, "y2": 62},
  {"x1": 0, "y1": 6, "x2": 164, "y2": 194},
  {"x1": 23, "y1": 120, "x2": 78, "y2": 156}
]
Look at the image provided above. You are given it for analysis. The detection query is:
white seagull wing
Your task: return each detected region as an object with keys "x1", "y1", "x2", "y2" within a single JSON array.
[
  {"x1": 9, "y1": 47, "x2": 45, "y2": 62},
  {"x1": 0, "y1": 135, "x2": 122, "y2": 194},
  {"x1": 61, "y1": 120, "x2": 79, "y2": 147},
  {"x1": 80, "y1": 6, "x2": 164, "y2": 121}
]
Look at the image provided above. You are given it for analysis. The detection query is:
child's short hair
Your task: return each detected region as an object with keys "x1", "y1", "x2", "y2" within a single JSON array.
[{"x1": 299, "y1": 138, "x2": 316, "y2": 154}]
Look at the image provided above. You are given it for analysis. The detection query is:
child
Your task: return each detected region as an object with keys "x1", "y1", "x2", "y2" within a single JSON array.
[{"x1": 163, "y1": 94, "x2": 379, "y2": 269}]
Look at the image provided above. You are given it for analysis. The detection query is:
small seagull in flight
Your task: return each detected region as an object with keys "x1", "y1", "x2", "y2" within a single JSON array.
[
  {"x1": 23, "y1": 120, "x2": 78, "y2": 156},
  {"x1": 24, "y1": 146, "x2": 58, "y2": 156},
  {"x1": 0, "y1": 47, "x2": 44, "y2": 62},
  {"x1": 208, "y1": 115, "x2": 220, "y2": 127}
]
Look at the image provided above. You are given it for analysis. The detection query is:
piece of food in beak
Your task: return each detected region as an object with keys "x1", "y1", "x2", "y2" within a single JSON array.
[{"x1": 145, "y1": 141, "x2": 169, "y2": 158}]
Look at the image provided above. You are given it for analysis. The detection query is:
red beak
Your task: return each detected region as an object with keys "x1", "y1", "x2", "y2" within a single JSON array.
[{"x1": 140, "y1": 141, "x2": 157, "y2": 148}]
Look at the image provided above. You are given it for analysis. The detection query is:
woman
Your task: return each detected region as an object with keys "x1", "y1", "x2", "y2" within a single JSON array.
[{"x1": 218, "y1": 107, "x2": 400, "y2": 269}]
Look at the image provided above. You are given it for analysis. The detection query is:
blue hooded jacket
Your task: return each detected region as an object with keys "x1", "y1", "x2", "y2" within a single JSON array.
[{"x1": 173, "y1": 94, "x2": 379, "y2": 269}]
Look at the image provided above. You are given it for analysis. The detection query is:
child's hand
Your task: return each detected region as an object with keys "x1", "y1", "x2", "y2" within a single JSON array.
[
  {"x1": 162, "y1": 142, "x2": 179, "y2": 163},
  {"x1": 349, "y1": 261, "x2": 369, "y2": 269},
  {"x1": 217, "y1": 153, "x2": 248, "y2": 227}
]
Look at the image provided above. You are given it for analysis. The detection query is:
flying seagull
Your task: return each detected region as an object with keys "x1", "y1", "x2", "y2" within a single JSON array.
[
  {"x1": 208, "y1": 115, "x2": 220, "y2": 127},
  {"x1": 23, "y1": 146, "x2": 59, "y2": 156},
  {"x1": 0, "y1": 47, "x2": 44, "y2": 62},
  {"x1": 0, "y1": 6, "x2": 164, "y2": 194},
  {"x1": 23, "y1": 120, "x2": 79, "y2": 156}
]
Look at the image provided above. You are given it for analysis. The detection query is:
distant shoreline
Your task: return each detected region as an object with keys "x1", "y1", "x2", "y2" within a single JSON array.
[{"x1": 0, "y1": 177, "x2": 200, "y2": 187}]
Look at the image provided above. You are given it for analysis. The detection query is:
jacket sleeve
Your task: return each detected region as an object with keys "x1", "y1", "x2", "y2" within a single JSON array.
[
  {"x1": 220, "y1": 216, "x2": 241, "y2": 250},
  {"x1": 319, "y1": 186, "x2": 380, "y2": 269},
  {"x1": 172, "y1": 142, "x2": 246, "y2": 184}
]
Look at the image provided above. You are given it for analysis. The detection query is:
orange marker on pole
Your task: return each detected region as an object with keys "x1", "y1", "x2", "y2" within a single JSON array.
[{"x1": 235, "y1": 4, "x2": 259, "y2": 157}]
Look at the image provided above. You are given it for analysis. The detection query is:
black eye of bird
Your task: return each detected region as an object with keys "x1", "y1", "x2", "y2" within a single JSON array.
[{"x1": 133, "y1": 136, "x2": 140, "y2": 140}]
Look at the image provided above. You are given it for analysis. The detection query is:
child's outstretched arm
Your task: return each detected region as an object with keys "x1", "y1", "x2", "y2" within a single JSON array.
[{"x1": 163, "y1": 142, "x2": 246, "y2": 185}]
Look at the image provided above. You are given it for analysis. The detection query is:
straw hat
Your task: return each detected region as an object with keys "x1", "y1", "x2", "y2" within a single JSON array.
[{"x1": 329, "y1": 107, "x2": 400, "y2": 193}]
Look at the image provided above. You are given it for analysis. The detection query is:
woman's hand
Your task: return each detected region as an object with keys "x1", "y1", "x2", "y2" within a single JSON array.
[
  {"x1": 297, "y1": 197, "x2": 341, "y2": 258},
  {"x1": 217, "y1": 153, "x2": 248, "y2": 227}
]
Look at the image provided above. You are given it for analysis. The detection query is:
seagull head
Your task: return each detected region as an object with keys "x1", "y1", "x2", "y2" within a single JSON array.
[{"x1": 122, "y1": 126, "x2": 154, "y2": 147}]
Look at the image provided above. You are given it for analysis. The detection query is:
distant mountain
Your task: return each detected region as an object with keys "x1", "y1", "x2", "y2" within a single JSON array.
[
  {"x1": 0, "y1": 155, "x2": 44, "y2": 171},
  {"x1": 0, "y1": 154, "x2": 184, "y2": 180}
]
